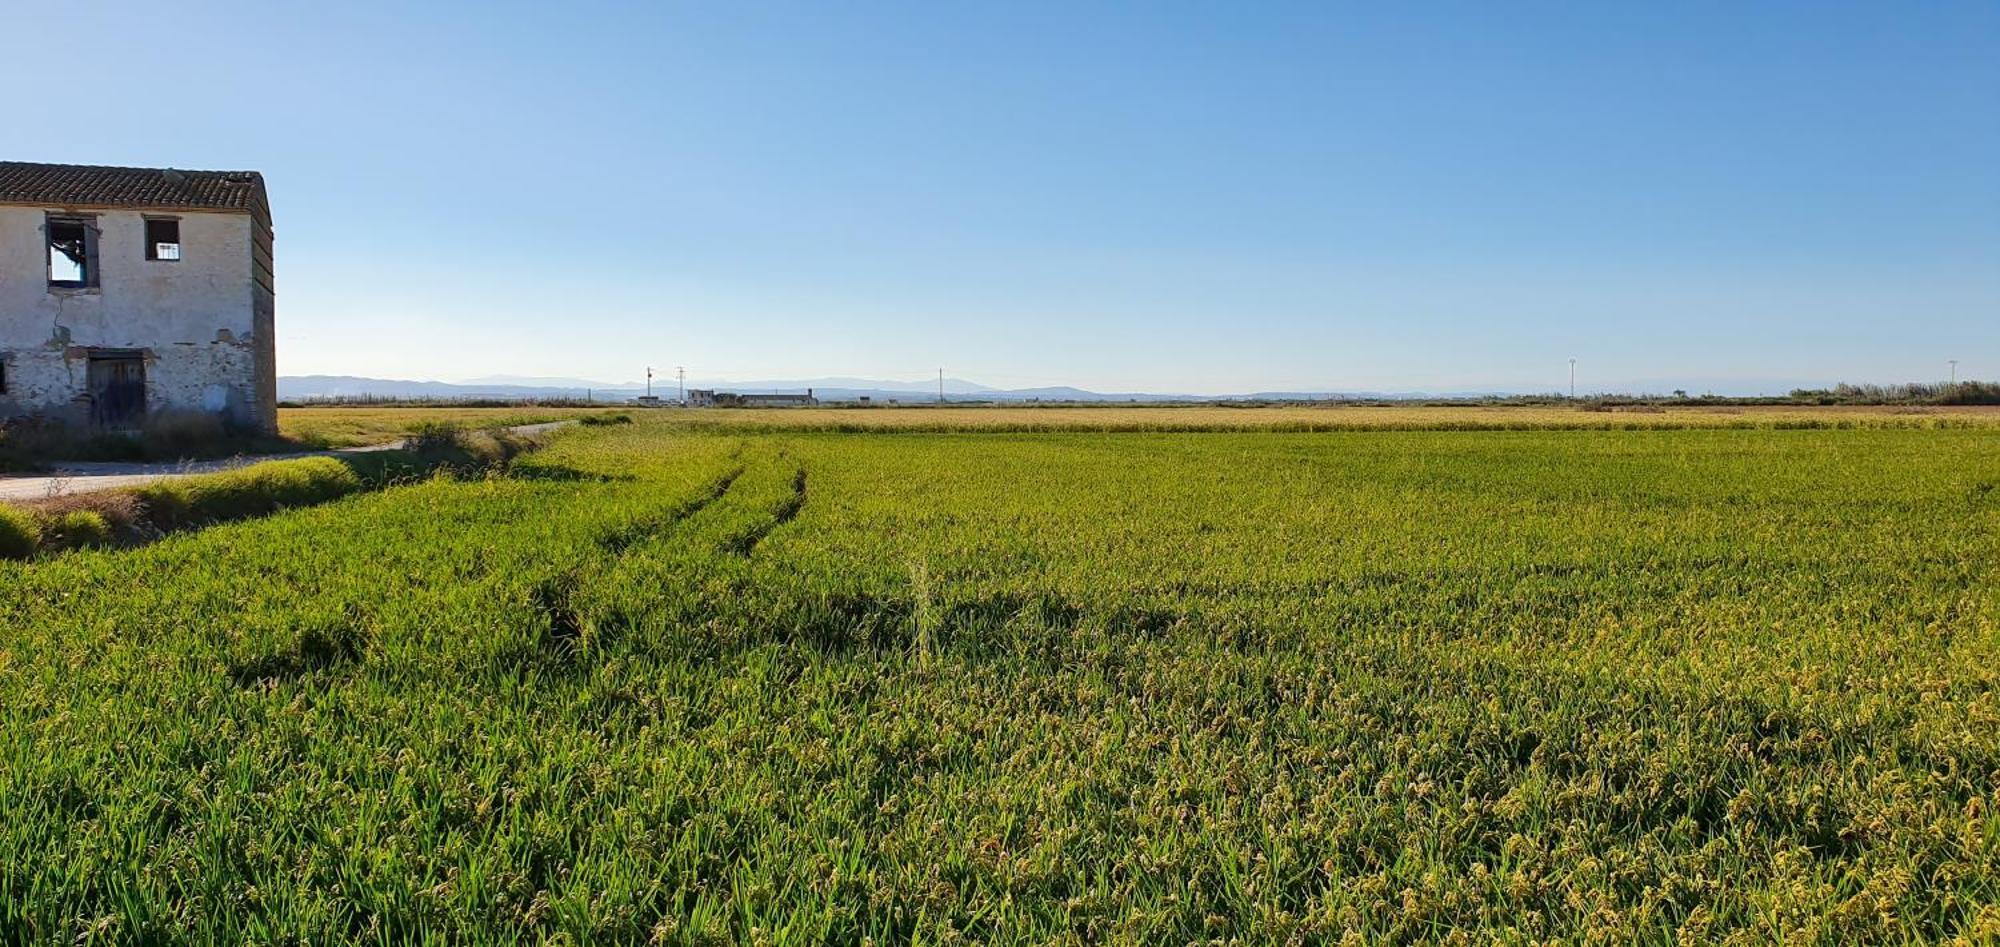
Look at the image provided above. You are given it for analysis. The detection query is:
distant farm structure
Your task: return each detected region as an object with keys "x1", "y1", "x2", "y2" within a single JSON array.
[{"x1": 681, "y1": 388, "x2": 817, "y2": 408}]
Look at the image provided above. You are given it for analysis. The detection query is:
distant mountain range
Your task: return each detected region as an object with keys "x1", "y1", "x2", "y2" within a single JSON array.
[
  {"x1": 452, "y1": 375, "x2": 1002, "y2": 395},
  {"x1": 280, "y1": 373, "x2": 1842, "y2": 403},
  {"x1": 278, "y1": 374, "x2": 1466, "y2": 403}
]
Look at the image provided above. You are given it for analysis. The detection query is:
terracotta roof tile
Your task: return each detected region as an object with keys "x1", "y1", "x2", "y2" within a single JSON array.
[{"x1": 0, "y1": 161, "x2": 267, "y2": 215}]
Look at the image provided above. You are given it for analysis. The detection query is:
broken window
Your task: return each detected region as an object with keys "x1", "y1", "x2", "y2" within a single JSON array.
[
  {"x1": 46, "y1": 215, "x2": 97, "y2": 288},
  {"x1": 145, "y1": 218, "x2": 181, "y2": 261}
]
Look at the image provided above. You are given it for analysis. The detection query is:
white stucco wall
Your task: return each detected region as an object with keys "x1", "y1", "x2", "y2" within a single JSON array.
[{"x1": 0, "y1": 205, "x2": 272, "y2": 431}]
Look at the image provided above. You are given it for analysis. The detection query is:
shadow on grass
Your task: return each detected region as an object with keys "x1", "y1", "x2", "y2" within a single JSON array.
[
  {"x1": 227, "y1": 611, "x2": 372, "y2": 687},
  {"x1": 0, "y1": 412, "x2": 333, "y2": 474}
]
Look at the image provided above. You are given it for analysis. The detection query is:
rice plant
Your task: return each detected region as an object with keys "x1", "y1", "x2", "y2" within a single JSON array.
[{"x1": 1, "y1": 419, "x2": 1996, "y2": 943}]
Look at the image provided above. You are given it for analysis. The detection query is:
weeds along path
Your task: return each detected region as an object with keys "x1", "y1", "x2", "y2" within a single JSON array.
[{"x1": 0, "y1": 423, "x2": 1998, "y2": 942}]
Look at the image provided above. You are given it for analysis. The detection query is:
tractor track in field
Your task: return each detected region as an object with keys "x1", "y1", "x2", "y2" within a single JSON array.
[
  {"x1": 724, "y1": 464, "x2": 808, "y2": 556},
  {"x1": 548, "y1": 462, "x2": 754, "y2": 657},
  {"x1": 227, "y1": 607, "x2": 373, "y2": 687},
  {"x1": 528, "y1": 451, "x2": 813, "y2": 663},
  {"x1": 533, "y1": 571, "x2": 588, "y2": 653},
  {"x1": 596, "y1": 464, "x2": 745, "y2": 554}
]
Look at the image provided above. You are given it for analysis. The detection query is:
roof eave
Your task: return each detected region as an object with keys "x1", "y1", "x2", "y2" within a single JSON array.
[{"x1": 0, "y1": 198, "x2": 256, "y2": 214}]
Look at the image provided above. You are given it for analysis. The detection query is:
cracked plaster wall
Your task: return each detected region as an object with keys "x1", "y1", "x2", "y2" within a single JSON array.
[{"x1": 0, "y1": 205, "x2": 273, "y2": 432}]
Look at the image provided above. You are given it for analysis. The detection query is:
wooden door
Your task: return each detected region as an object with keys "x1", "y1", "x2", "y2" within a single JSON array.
[{"x1": 87, "y1": 356, "x2": 146, "y2": 427}]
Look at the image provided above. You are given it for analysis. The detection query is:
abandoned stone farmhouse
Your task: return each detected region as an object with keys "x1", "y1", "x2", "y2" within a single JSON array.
[{"x1": 0, "y1": 161, "x2": 276, "y2": 433}]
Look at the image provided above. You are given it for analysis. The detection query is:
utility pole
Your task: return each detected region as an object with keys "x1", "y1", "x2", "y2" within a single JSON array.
[
  {"x1": 938, "y1": 368, "x2": 945, "y2": 404},
  {"x1": 1569, "y1": 358, "x2": 1577, "y2": 399},
  {"x1": 677, "y1": 366, "x2": 686, "y2": 404},
  {"x1": 1949, "y1": 359, "x2": 1959, "y2": 385},
  {"x1": 646, "y1": 367, "x2": 653, "y2": 399}
]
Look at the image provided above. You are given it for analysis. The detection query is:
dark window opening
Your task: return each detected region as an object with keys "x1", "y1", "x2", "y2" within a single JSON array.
[
  {"x1": 46, "y1": 216, "x2": 97, "y2": 288},
  {"x1": 0, "y1": 359, "x2": 8, "y2": 395},
  {"x1": 145, "y1": 218, "x2": 181, "y2": 261}
]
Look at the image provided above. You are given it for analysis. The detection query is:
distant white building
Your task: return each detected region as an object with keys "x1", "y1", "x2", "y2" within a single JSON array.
[
  {"x1": 0, "y1": 161, "x2": 277, "y2": 432},
  {"x1": 736, "y1": 390, "x2": 817, "y2": 407},
  {"x1": 697, "y1": 388, "x2": 816, "y2": 407}
]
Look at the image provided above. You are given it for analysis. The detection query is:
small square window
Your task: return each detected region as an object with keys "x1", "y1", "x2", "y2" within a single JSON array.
[{"x1": 146, "y1": 218, "x2": 181, "y2": 262}]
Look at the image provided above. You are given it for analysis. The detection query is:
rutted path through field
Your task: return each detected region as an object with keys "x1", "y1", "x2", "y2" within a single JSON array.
[
  {"x1": 0, "y1": 421, "x2": 573, "y2": 501},
  {"x1": 526, "y1": 445, "x2": 812, "y2": 664}
]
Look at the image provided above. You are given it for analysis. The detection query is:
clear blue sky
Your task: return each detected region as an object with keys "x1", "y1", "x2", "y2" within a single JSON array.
[{"x1": 15, "y1": 1, "x2": 1998, "y2": 394}]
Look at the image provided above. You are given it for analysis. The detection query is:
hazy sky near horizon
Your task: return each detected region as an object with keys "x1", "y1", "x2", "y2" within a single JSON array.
[{"x1": 12, "y1": 1, "x2": 1997, "y2": 394}]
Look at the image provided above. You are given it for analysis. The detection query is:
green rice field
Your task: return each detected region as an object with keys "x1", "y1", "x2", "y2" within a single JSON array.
[{"x1": 3, "y1": 415, "x2": 1998, "y2": 943}]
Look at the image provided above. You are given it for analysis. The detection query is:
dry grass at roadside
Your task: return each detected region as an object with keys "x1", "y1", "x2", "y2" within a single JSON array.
[
  {"x1": 278, "y1": 405, "x2": 630, "y2": 447},
  {"x1": 0, "y1": 423, "x2": 555, "y2": 559}
]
